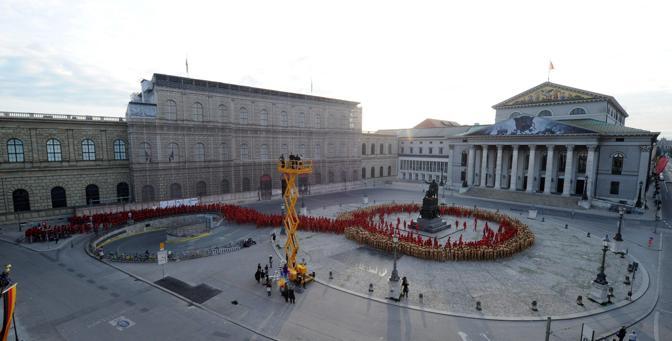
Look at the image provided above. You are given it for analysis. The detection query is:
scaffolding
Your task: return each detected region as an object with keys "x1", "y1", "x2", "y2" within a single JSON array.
[{"x1": 277, "y1": 158, "x2": 313, "y2": 283}]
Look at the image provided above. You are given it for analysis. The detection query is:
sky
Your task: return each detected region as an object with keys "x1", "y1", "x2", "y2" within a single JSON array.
[{"x1": 1, "y1": 0, "x2": 671, "y2": 137}]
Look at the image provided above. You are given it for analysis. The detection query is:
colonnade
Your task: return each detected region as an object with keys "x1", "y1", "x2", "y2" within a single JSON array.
[{"x1": 466, "y1": 144, "x2": 597, "y2": 199}]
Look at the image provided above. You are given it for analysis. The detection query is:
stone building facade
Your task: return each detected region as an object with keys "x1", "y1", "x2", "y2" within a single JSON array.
[
  {"x1": 392, "y1": 82, "x2": 659, "y2": 207},
  {"x1": 0, "y1": 112, "x2": 130, "y2": 221},
  {"x1": 126, "y1": 74, "x2": 365, "y2": 202},
  {"x1": 360, "y1": 132, "x2": 398, "y2": 181}
]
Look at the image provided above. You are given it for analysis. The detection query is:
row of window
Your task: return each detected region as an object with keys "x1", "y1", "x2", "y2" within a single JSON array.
[
  {"x1": 509, "y1": 107, "x2": 587, "y2": 119},
  {"x1": 399, "y1": 146, "x2": 445, "y2": 155},
  {"x1": 5, "y1": 138, "x2": 127, "y2": 163},
  {"x1": 361, "y1": 143, "x2": 394, "y2": 155},
  {"x1": 11, "y1": 183, "x2": 130, "y2": 212},
  {"x1": 138, "y1": 141, "x2": 358, "y2": 162},
  {"x1": 163, "y1": 100, "x2": 355, "y2": 129},
  {"x1": 361, "y1": 166, "x2": 393, "y2": 179}
]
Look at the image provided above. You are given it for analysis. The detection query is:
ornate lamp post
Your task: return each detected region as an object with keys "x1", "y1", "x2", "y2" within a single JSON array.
[
  {"x1": 589, "y1": 236, "x2": 611, "y2": 304},
  {"x1": 612, "y1": 207, "x2": 625, "y2": 256},
  {"x1": 390, "y1": 229, "x2": 400, "y2": 282}
]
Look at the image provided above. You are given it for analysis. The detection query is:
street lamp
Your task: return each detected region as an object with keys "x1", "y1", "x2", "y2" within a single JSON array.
[
  {"x1": 390, "y1": 229, "x2": 400, "y2": 282},
  {"x1": 589, "y1": 235, "x2": 611, "y2": 304},
  {"x1": 612, "y1": 207, "x2": 625, "y2": 256}
]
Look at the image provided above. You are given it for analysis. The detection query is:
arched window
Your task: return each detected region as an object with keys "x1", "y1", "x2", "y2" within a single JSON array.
[
  {"x1": 194, "y1": 143, "x2": 205, "y2": 162},
  {"x1": 509, "y1": 112, "x2": 522, "y2": 119},
  {"x1": 370, "y1": 144, "x2": 375, "y2": 155},
  {"x1": 260, "y1": 144, "x2": 269, "y2": 160},
  {"x1": 192, "y1": 102, "x2": 204, "y2": 121},
  {"x1": 538, "y1": 110, "x2": 552, "y2": 117},
  {"x1": 195, "y1": 181, "x2": 207, "y2": 196},
  {"x1": 260, "y1": 109, "x2": 269, "y2": 126},
  {"x1": 169, "y1": 183, "x2": 182, "y2": 199},
  {"x1": 388, "y1": 144, "x2": 392, "y2": 154},
  {"x1": 361, "y1": 167, "x2": 366, "y2": 179},
  {"x1": 221, "y1": 179, "x2": 230, "y2": 194},
  {"x1": 379, "y1": 143, "x2": 384, "y2": 154},
  {"x1": 281, "y1": 111, "x2": 289, "y2": 127},
  {"x1": 7, "y1": 138, "x2": 24, "y2": 162},
  {"x1": 370, "y1": 167, "x2": 375, "y2": 178},
  {"x1": 12, "y1": 189, "x2": 30, "y2": 212},
  {"x1": 47, "y1": 138, "x2": 62, "y2": 161},
  {"x1": 611, "y1": 152, "x2": 624, "y2": 175},
  {"x1": 315, "y1": 114, "x2": 321, "y2": 128},
  {"x1": 141, "y1": 185, "x2": 155, "y2": 202},
  {"x1": 361, "y1": 143, "x2": 367, "y2": 155},
  {"x1": 297, "y1": 112, "x2": 306, "y2": 127},
  {"x1": 165, "y1": 100, "x2": 177, "y2": 120},
  {"x1": 221, "y1": 143, "x2": 230, "y2": 160},
  {"x1": 218, "y1": 104, "x2": 229, "y2": 121},
  {"x1": 388, "y1": 165, "x2": 392, "y2": 176},
  {"x1": 240, "y1": 143, "x2": 250, "y2": 160},
  {"x1": 81, "y1": 139, "x2": 96, "y2": 160},
  {"x1": 113, "y1": 139, "x2": 127, "y2": 160},
  {"x1": 242, "y1": 177, "x2": 251, "y2": 192},
  {"x1": 314, "y1": 144, "x2": 321, "y2": 160},
  {"x1": 140, "y1": 142, "x2": 151, "y2": 162},
  {"x1": 85, "y1": 184, "x2": 100, "y2": 205},
  {"x1": 379, "y1": 166, "x2": 384, "y2": 177},
  {"x1": 51, "y1": 186, "x2": 67, "y2": 208},
  {"x1": 570, "y1": 107, "x2": 587, "y2": 115},
  {"x1": 239, "y1": 107, "x2": 249, "y2": 124},
  {"x1": 167, "y1": 143, "x2": 179, "y2": 162},
  {"x1": 117, "y1": 182, "x2": 130, "y2": 202}
]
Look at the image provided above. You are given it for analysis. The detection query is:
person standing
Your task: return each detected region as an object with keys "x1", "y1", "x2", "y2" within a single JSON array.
[
  {"x1": 616, "y1": 326, "x2": 626, "y2": 341},
  {"x1": 628, "y1": 330, "x2": 637, "y2": 341},
  {"x1": 255, "y1": 269, "x2": 261, "y2": 283},
  {"x1": 269, "y1": 255, "x2": 273, "y2": 268},
  {"x1": 272, "y1": 232, "x2": 276, "y2": 244},
  {"x1": 288, "y1": 287, "x2": 295, "y2": 304},
  {"x1": 401, "y1": 276, "x2": 409, "y2": 299}
]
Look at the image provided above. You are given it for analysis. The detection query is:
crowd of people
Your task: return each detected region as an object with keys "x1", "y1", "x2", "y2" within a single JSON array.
[{"x1": 340, "y1": 203, "x2": 535, "y2": 261}]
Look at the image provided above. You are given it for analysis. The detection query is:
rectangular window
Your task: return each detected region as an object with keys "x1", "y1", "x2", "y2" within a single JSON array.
[
  {"x1": 429, "y1": 147, "x2": 433, "y2": 154},
  {"x1": 610, "y1": 181, "x2": 620, "y2": 195},
  {"x1": 419, "y1": 148, "x2": 423, "y2": 154},
  {"x1": 439, "y1": 147, "x2": 443, "y2": 154}
]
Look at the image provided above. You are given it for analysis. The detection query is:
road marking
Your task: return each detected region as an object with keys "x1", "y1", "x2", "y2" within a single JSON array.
[
  {"x1": 654, "y1": 311, "x2": 660, "y2": 341},
  {"x1": 458, "y1": 331, "x2": 470, "y2": 341},
  {"x1": 479, "y1": 333, "x2": 492, "y2": 341}
]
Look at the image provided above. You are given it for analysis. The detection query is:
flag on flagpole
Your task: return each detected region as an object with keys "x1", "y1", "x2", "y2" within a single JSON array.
[
  {"x1": 1, "y1": 283, "x2": 17, "y2": 341},
  {"x1": 549, "y1": 61, "x2": 555, "y2": 70},
  {"x1": 185, "y1": 58, "x2": 189, "y2": 75}
]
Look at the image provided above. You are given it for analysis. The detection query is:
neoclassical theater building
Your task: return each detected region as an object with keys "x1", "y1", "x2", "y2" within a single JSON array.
[
  {"x1": 393, "y1": 82, "x2": 658, "y2": 207},
  {"x1": 0, "y1": 77, "x2": 658, "y2": 222}
]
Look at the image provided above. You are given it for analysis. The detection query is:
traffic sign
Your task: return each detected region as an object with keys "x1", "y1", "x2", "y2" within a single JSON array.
[{"x1": 157, "y1": 250, "x2": 168, "y2": 265}]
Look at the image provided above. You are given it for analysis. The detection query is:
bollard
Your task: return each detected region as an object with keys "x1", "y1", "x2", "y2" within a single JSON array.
[
  {"x1": 587, "y1": 232, "x2": 591, "y2": 238},
  {"x1": 624, "y1": 275, "x2": 631, "y2": 285},
  {"x1": 576, "y1": 295, "x2": 583, "y2": 306},
  {"x1": 627, "y1": 290, "x2": 632, "y2": 300},
  {"x1": 329, "y1": 271, "x2": 333, "y2": 280},
  {"x1": 627, "y1": 263, "x2": 633, "y2": 273},
  {"x1": 419, "y1": 293, "x2": 423, "y2": 301},
  {"x1": 369, "y1": 283, "x2": 374, "y2": 293},
  {"x1": 541, "y1": 217, "x2": 545, "y2": 222},
  {"x1": 564, "y1": 224, "x2": 568, "y2": 229},
  {"x1": 531, "y1": 300, "x2": 538, "y2": 311},
  {"x1": 476, "y1": 301, "x2": 482, "y2": 311}
]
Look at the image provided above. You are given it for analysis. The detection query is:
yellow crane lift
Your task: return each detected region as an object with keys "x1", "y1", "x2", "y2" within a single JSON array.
[{"x1": 277, "y1": 158, "x2": 313, "y2": 285}]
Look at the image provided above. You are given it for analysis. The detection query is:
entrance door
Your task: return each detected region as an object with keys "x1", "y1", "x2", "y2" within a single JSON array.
[
  {"x1": 522, "y1": 176, "x2": 528, "y2": 190},
  {"x1": 556, "y1": 178, "x2": 564, "y2": 193},
  {"x1": 539, "y1": 177, "x2": 545, "y2": 192},
  {"x1": 575, "y1": 179, "x2": 585, "y2": 196}
]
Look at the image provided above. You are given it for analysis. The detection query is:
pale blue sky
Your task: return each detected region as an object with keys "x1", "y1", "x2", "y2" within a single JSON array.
[{"x1": 1, "y1": 0, "x2": 671, "y2": 137}]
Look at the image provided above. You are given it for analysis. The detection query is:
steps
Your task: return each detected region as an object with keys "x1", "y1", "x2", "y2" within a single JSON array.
[{"x1": 463, "y1": 187, "x2": 580, "y2": 209}]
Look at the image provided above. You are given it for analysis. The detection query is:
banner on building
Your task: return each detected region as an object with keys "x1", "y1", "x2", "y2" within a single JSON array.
[
  {"x1": 655, "y1": 155, "x2": 669, "y2": 174},
  {"x1": 159, "y1": 198, "x2": 198, "y2": 209},
  {"x1": 1, "y1": 283, "x2": 17, "y2": 341}
]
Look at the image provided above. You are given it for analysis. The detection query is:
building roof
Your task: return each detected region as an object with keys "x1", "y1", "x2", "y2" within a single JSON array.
[
  {"x1": 560, "y1": 119, "x2": 658, "y2": 136},
  {"x1": 492, "y1": 82, "x2": 629, "y2": 118},
  {"x1": 465, "y1": 116, "x2": 657, "y2": 137},
  {"x1": 396, "y1": 126, "x2": 474, "y2": 139},
  {"x1": 151, "y1": 74, "x2": 359, "y2": 106},
  {"x1": 413, "y1": 118, "x2": 461, "y2": 128}
]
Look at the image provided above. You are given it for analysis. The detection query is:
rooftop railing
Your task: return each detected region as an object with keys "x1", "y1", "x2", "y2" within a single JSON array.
[{"x1": 0, "y1": 111, "x2": 125, "y2": 122}]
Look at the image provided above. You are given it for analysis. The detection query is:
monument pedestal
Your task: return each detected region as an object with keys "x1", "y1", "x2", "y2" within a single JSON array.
[
  {"x1": 588, "y1": 281, "x2": 610, "y2": 305},
  {"x1": 416, "y1": 217, "x2": 450, "y2": 233},
  {"x1": 611, "y1": 240, "x2": 624, "y2": 254}
]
